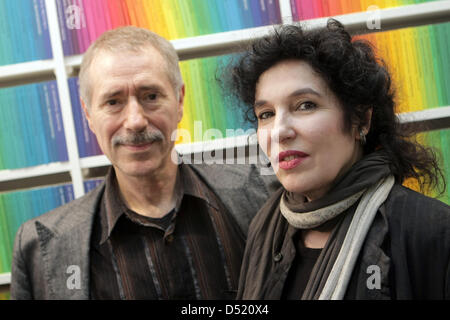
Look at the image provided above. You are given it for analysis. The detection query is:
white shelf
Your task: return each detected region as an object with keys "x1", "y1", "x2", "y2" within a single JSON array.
[
  {"x1": 2, "y1": 0, "x2": 450, "y2": 80},
  {"x1": 46, "y1": 0, "x2": 84, "y2": 199},
  {"x1": 0, "y1": 273, "x2": 11, "y2": 286},
  {"x1": 0, "y1": 161, "x2": 71, "y2": 183},
  {"x1": 79, "y1": 154, "x2": 109, "y2": 169},
  {"x1": 0, "y1": 60, "x2": 55, "y2": 84},
  {"x1": 397, "y1": 106, "x2": 450, "y2": 124},
  {"x1": 279, "y1": 0, "x2": 294, "y2": 24},
  {"x1": 64, "y1": 54, "x2": 83, "y2": 71},
  {"x1": 305, "y1": 0, "x2": 450, "y2": 35}
]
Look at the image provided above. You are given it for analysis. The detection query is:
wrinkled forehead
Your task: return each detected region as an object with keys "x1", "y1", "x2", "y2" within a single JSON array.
[
  {"x1": 89, "y1": 49, "x2": 173, "y2": 100},
  {"x1": 91, "y1": 45, "x2": 167, "y2": 71}
]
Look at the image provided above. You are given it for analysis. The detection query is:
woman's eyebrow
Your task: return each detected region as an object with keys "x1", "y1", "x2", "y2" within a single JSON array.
[
  {"x1": 254, "y1": 100, "x2": 267, "y2": 109},
  {"x1": 289, "y1": 87, "x2": 322, "y2": 98},
  {"x1": 254, "y1": 87, "x2": 321, "y2": 109}
]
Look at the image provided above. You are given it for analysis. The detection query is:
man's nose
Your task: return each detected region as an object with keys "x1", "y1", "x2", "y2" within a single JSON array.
[{"x1": 123, "y1": 98, "x2": 147, "y2": 131}]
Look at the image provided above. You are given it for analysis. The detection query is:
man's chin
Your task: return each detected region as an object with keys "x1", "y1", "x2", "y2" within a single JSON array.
[
  {"x1": 114, "y1": 158, "x2": 178, "y2": 178},
  {"x1": 111, "y1": 160, "x2": 155, "y2": 176}
]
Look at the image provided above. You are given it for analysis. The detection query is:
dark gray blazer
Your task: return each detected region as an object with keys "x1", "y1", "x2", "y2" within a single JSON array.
[{"x1": 10, "y1": 163, "x2": 279, "y2": 300}]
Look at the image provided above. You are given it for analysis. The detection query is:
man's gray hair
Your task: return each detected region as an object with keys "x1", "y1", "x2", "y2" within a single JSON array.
[{"x1": 79, "y1": 26, "x2": 183, "y2": 108}]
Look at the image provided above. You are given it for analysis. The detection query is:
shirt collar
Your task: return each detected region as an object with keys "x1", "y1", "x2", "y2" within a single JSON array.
[
  {"x1": 99, "y1": 162, "x2": 218, "y2": 244},
  {"x1": 178, "y1": 162, "x2": 219, "y2": 210},
  {"x1": 100, "y1": 167, "x2": 127, "y2": 244}
]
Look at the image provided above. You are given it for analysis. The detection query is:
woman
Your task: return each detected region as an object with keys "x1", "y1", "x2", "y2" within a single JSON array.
[{"x1": 229, "y1": 20, "x2": 450, "y2": 299}]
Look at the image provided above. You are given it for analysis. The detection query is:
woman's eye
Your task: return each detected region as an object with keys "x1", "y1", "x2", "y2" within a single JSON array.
[
  {"x1": 258, "y1": 111, "x2": 274, "y2": 120},
  {"x1": 297, "y1": 101, "x2": 317, "y2": 110}
]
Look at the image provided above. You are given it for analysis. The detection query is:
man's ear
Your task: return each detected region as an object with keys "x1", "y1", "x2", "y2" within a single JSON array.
[
  {"x1": 81, "y1": 98, "x2": 95, "y2": 134},
  {"x1": 177, "y1": 84, "x2": 185, "y2": 123}
]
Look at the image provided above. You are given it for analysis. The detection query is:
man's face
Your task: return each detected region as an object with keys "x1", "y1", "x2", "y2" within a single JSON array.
[{"x1": 82, "y1": 47, "x2": 184, "y2": 179}]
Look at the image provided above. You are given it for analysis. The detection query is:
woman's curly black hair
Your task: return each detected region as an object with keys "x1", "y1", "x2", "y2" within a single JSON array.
[{"x1": 228, "y1": 19, "x2": 445, "y2": 194}]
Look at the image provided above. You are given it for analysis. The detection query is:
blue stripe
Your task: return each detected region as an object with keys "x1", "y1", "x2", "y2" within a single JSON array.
[
  {"x1": 107, "y1": 240, "x2": 126, "y2": 300},
  {"x1": 207, "y1": 213, "x2": 233, "y2": 291},
  {"x1": 180, "y1": 235, "x2": 202, "y2": 299},
  {"x1": 141, "y1": 235, "x2": 164, "y2": 300}
]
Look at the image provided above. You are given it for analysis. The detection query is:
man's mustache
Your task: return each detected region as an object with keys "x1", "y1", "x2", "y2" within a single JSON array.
[{"x1": 112, "y1": 130, "x2": 165, "y2": 147}]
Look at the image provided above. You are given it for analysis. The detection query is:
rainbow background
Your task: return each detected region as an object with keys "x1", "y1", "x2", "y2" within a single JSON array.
[
  {"x1": 58, "y1": 0, "x2": 282, "y2": 53},
  {"x1": 0, "y1": 0, "x2": 52, "y2": 66}
]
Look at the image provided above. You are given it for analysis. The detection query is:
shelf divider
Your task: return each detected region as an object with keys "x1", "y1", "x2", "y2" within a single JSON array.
[
  {"x1": 0, "y1": 273, "x2": 11, "y2": 286},
  {"x1": 45, "y1": 0, "x2": 85, "y2": 198}
]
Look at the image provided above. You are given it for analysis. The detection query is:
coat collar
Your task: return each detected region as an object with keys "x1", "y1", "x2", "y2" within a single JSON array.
[{"x1": 35, "y1": 183, "x2": 105, "y2": 299}]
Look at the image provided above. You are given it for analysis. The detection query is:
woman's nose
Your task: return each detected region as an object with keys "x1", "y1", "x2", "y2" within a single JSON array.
[{"x1": 271, "y1": 113, "x2": 296, "y2": 144}]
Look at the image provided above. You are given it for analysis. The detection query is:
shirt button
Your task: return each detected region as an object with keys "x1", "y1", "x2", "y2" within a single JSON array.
[
  {"x1": 166, "y1": 234, "x2": 174, "y2": 243},
  {"x1": 274, "y1": 252, "x2": 283, "y2": 262}
]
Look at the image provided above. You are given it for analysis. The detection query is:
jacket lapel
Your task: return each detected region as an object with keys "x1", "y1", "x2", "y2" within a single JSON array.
[
  {"x1": 35, "y1": 184, "x2": 105, "y2": 299},
  {"x1": 347, "y1": 205, "x2": 392, "y2": 299}
]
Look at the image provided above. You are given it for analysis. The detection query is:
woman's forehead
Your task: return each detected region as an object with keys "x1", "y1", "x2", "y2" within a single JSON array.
[{"x1": 255, "y1": 60, "x2": 330, "y2": 99}]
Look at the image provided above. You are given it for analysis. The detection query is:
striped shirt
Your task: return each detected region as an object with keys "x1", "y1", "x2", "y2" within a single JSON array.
[{"x1": 89, "y1": 164, "x2": 245, "y2": 299}]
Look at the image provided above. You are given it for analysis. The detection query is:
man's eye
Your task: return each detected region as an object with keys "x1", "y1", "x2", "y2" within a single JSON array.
[
  {"x1": 145, "y1": 93, "x2": 158, "y2": 101},
  {"x1": 106, "y1": 99, "x2": 118, "y2": 106}
]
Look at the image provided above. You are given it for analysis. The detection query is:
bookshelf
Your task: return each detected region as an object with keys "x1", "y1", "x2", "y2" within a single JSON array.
[{"x1": 0, "y1": 0, "x2": 450, "y2": 293}]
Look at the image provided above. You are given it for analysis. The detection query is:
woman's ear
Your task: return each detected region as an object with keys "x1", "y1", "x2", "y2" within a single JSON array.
[{"x1": 361, "y1": 108, "x2": 373, "y2": 135}]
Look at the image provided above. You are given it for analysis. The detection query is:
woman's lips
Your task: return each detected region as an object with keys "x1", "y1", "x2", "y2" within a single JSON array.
[{"x1": 278, "y1": 150, "x2": 309, "y2": 170}]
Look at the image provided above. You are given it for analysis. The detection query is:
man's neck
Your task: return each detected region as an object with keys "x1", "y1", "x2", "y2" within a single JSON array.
[{"x1": 114, "y1": 163, "x2": 179, "y2": 218}]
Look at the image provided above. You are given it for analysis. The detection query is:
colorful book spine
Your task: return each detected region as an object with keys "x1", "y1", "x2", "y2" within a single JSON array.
[
  {"x1": 55, "y1": 0, "x2": 283, "y2": 56},
  {"x1": 290, "y1": 0, "x2": 441, "y2": 20},
  {"x1": 0, "y1": 0, "x2": 52, "y2": 66},
  {"x1": 0, "y1": 81, "x2": 69, "y2": 170},
  {"x1": 50, "y1": 82, "x2": 69, "y2": 162},
  {"x1": 83, "y1": 178, "x2": 105, "y2": 193},
  {"x1": 403, "y1": 129, "x2": 450, "y2": 205},
  {"x1": 267, "y1": 0, "x2": 282, "y2": 25},
  {"x1": 0, "y1": 184, "x2": 75, "y2": 273},
  {"x1": 68, "y1": 77, "x2": 103, "y2": 157}
]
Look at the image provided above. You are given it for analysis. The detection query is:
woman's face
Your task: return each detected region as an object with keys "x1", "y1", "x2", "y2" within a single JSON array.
[{"x1": 255, "y1": 60, "x2": 363, "y2": 201}]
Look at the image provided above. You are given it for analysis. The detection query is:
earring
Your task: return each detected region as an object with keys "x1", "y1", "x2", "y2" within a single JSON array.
[{"x1": 359, "y1": 129, "x2": 366, "y2": 146}]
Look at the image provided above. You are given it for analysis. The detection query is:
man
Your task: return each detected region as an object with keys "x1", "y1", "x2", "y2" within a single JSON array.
[{"x1": 10, "y1": 26, "x2": 277, "y2": 299}]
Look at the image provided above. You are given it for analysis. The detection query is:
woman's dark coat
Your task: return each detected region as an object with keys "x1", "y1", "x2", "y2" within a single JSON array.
[{"x1": 238, "y1": 184, "x2": 450, "y2": 299}]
